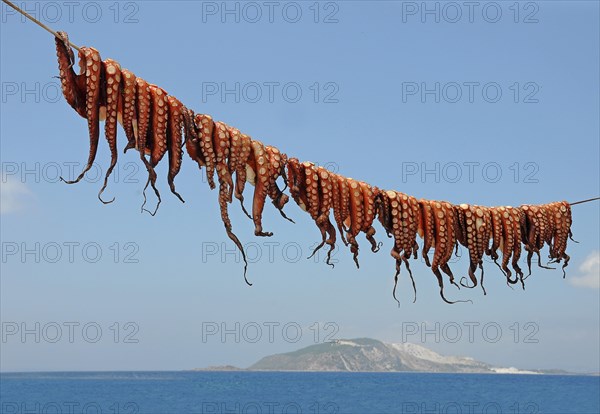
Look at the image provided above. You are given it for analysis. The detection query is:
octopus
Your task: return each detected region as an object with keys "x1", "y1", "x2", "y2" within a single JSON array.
[
  {"x1": 166, "y1": 95, "x2": 185, "y2": 203},
  {"x1": 97, "y1": 58, "x2": 121, "y2": 204},
  {"x1": 456, "y1": 204, "x2": 488, "y2": 295},
  {"x1": 52, "y1": 31, "x2": 581, "y2": 303},
  {"x1": 210, "y1": 121, "x2": 252, "y2": 284},
  {"x1": 306, "y1": 164, "x2": 337, "y2": 266},
  {"x1": 344, "y1": 178, "x2": 367, "y2": 268},
  {"x1": 131, "y1": 77, "x2": 158, "y2": 213},
  {"x1": 521, "y1": 204, "x2": 556, "y2": 275},
  {"x1": 422, "y1": 200, "x2": 469, "y2": 304},
  {"x1": 556, "y1": 202, "x2": 574, "y2": 277},
  {"x1": 376, "y1": 190, "x2": 418, "y2": 304},
  {"x1": 389, "y1": 191, "x2": 420, "y2": 303},
  {"x1": 227, "y1": 125, "x2": 252, "y2": 219},
  {"x1": 286, "y1": 157, "x2": 308, "y2": 213},
  {"x1": 359, "y1": 182, "x2": 382, "y2": 254},
  {"x1": 333, "y1": 173, "x2": 351, "y2": 246},
  {"x1": 541, "y1": 201, "x2": 573, "y2": 277},
  {"x1": 265, "y1": 146, "x2": 293, "y2": 224},
  {"x1": 57, "y1": 44, "x2": 102, "y2": 186},
  {"x1": 247, "y1": 139, "x2": 274, "y2": 237},
  {"x1": 121, "y1": 69, "x2": 138, "y2": 154},
  {"x1": 54, "y1": 32, "x2": 85, "y2": 119},
  {"x1": 487, "y1": 206, "x2": 507, "y2": 280}
]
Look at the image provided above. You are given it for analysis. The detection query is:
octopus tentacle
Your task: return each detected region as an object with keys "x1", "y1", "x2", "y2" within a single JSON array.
[
  {"x1": 440, "y1": 202, "x2": 461, "y2": 291},
  {"x1": 183, "y1": 108, "x2": 205, "y2": 169},
  {"x1": 337, "y1": 175, "x2": 352, "y2": 241},
  {"x1": 304, "y1": 164, "x2": 326, "y2": 258},
  {"x1": 233, "y1": 133, "x2": 253, "y2": 220},
  {"x1": 376, "y1": 191, "x2": 393, "y2": 239},
  {"x1": 249, "y1": 140, "x2": 273, "y2": 237},
  {"x1": 562, "y1": 202, "x2": 574, "y2": 275},
  {"x1": 403, "y1": 194, "x2": 419, "y2": 300},
  {"x1": 346, "y1": 178, "x2": 364, "y2": 268},
  {"x1": 454, "y1": 204, "x2": 467, "y2": 248},
  {"x1": 227, "y1": 125, "x2": 243, "y2": 177},
  {"x1": 166, "y1": 95, "x2": 185, "y2": 202},
  {"x1": 488, "y1": 207, "x2": 507, "y2": 277},
  {"x1": 133, "y1": 77, "x2": 161, "y2": 215},
  {"x1": 521, "y1": 205, "x2": 555, "y2": 275},
  {"x1": 55, "y1": 32, "x2": 85, "y2": 118},
  {"x1": 498, "y1": 207, "x2": 518, "y2": 285},
  {"x1": 457, "y1": 204, "x2": 486, "y2": 293},
  {"x1": 542, "y1": 203, "x2": 562, "y2": 270},
  {"x1": 265, "y1": 146, "x2": 293, "y2": 223},
  {"x1": 405, "y1": 195, "x2": 420, "y2": 260},
  {"x1": 385, "y1": 191, "x2": 405, "y2": 305},
  {"x1": 286, "y1": 158, "x2": 308, "y2": 213},
  {"x1": 309, "y1": 166, "x2": 336, "y2": 266},
  {"x1": 548, "y1": 201, "x2": 572, "y2": 277},
  {"x1": 430, "y1": 201, "x2": 453, "y2": 299},
  {"x1": 536, "y1": 206, "x2": 555, "y2": 270},
  {"x1": 121, "y1": 69, "x2": 138, "y2": 153},
  {"x1": 148, "y1": 85, "x2": 169, "y2": 168},
  {"x1": 532, "y1": 205, "x2": 554, "y2": 271},
  {"x1": 303, "y1": 162, "x2": 320, "y2": 220},
  {"x1": 360, "y1": 183, "x2": 381, "y2": 253},
  {"x1": 219, "y1": 180, "x2": 250, "y2": 286},
  {"x1": 456, "y1": 204, "x2": 475, "y2": 288},
  {"x1": 419, "y1": 199, "x2": 435, "y2": 267},
  {"x1": 391, "y1": 247, "x2": 402, "y2": 306},
  {"x1": 197, "y1": 114, "x2": 217, "y2": 190},
  {"x1": 473, "y1": 205, "x2": 490, "y2": 295},
  {"x1": 207, "y1": 122, "x2": 249, "y2": 283},
  {"x1": 60, "y1": 47, "x2": 102, "y2": 184},
  {"x1": 226, "y1": 125, "x2": 250, "y2": 219},
  {"x1": 97, "y1": 58, "x2": 121, "y2": 204},
  {"x1": 433, "y1": 201, "x2": 472, "y2": 303},
  {"x1": 387, "y1": 191, "x2": 417, "y2": 303},
  {"x1": 523, "y1": 205, "x2": 539, "y2": 275},
  {"x1": 509, "y1": 207, "x2": 526, "y2": 288},
  {"x1": 141, "y1": 85, "x2": 169, "y2": 215},
  {"x1": 331, "y1": 173, "x2": 349, "y2": 246},
  {"x1": 212, "y1": 122, "x2": 234, "y2": 201},
  {"x1": 541, "y1": 204, "x2": 555, "y2": 247},
  {"x1": 302, "y1": 162, "x2": 329, "y2": 260},
  {"x1": 545, "y1": 202, "x2": 560, "y2": 262}
]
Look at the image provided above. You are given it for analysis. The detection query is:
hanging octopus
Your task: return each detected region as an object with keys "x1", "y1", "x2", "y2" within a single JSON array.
[
  {"x1": 165, "y1": 95, "x2": 185, "y2": 203},
  {"x1": 522, "y1": 204, "x2": 557, "y2": 275},
  {"x1": 418, "y1": 200, "x2": 468, "y2": 304},
  {"x1": 57, "y1": 40, "x2": 102, "y2": 186},
  {"x1": 379, "y1": 191, "x2": 422, "y2": 304},
  {"x1": 344, "y1": 178, "x2": 366, "y2": 268},
  {"x1": 288, "y1": 161, "x2": 337, "y2": 266},
  {"x1": 537, "y1": 201, "x2": 573, "y2": 277},
  {"x1": 53, "y1": 32, "x2": 581, "y2": 304},
  {"x1": 487, "y1": 206, "x2": 508, "y2": 282}
]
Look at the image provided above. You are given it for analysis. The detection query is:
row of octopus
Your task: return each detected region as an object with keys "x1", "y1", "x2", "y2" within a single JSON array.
[{"x1": 54, "y1": 33, "x2": 575, "y2": 303}]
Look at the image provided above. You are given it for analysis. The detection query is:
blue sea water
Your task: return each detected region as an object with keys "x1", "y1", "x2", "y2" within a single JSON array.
[{"x1": 0, "y1": 371, "x2": 598, "y2": 414}]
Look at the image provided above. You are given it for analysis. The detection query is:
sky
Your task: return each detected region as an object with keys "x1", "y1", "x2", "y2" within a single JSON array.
[{"x1": 0, "y1": 1, "x2": 599, "y2": 374}]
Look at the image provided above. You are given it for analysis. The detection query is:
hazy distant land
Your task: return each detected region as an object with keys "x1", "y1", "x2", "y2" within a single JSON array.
[{"x1": 194, "y1": 338, "x2": 585, "y2": 375}]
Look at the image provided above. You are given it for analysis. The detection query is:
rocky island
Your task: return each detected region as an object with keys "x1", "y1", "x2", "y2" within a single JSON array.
[{"x1": 194, "y1": 338, "x2": 567, "y2": 374}]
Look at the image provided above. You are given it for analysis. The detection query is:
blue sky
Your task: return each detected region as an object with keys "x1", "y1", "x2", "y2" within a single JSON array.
[{"x1": 1, "y1": 1, "x2": 599, "y2": 373}]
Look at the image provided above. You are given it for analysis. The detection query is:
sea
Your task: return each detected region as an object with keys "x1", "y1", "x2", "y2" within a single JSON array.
[{"x1": 1, "y1": 371, "x2": 598, "y2": 414}]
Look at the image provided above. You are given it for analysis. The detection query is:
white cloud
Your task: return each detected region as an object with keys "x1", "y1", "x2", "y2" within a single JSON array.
[
  {"x1": 569, "y1": 251, "x2": 600, "y2": 289},
  {"x1": 0, "y1": 174, "x2": 33, "y2": 215}
]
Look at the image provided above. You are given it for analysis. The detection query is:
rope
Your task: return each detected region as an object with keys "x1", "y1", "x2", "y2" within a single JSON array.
[
  {"x1": 2, "y1": 0, "x2": 599, "y2": 209},
  {"x1": 2, "y1": 0, "x2": 81, "y2": 51},
  {"x1": 570, "y1": 197, "x2": 600, "y2": 206}
]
